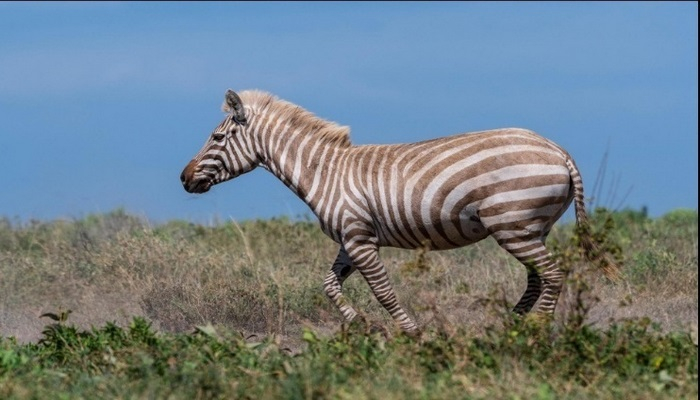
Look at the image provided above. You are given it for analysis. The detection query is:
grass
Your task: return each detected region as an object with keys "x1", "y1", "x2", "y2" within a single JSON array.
[
  {"x1": 0, "y1": 314, "x2": 696, "y2": 399},
  {"x1": 0, "y1": 207, "x2": 697, "y2": 398}
]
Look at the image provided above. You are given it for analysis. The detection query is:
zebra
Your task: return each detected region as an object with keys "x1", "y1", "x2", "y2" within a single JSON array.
[{"x1": 180, "y1": 89, "x2": 621, "y2": 336}]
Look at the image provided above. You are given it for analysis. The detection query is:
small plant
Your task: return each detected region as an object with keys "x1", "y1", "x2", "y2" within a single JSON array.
[{"x1": 400, "y1": 240, "x2": 432, "y2": 276}]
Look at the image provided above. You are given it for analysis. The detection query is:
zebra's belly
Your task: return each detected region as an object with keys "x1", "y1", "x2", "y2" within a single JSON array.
[
  {"x1": 381, "y1": 229, "x2": 489, "y2": 250},
  {"x1": 373, "y1": 207, "x2": 490, "y2": 250}
]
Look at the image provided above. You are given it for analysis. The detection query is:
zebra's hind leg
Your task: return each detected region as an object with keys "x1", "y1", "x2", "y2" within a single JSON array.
[
  {"x1": 495, "y1": 237, "x2": 565, "y2": 315},
  {"x1": 512, "y1": 265, "x2": 542, "y2": 315},
  {"x1": 323, "y1": 246, "x2": 359, "y2": 323}
]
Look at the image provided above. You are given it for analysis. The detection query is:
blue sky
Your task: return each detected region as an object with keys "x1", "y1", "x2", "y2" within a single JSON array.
[{"x1": 0, "y1": 2, "x2": 697, "y2": 224}]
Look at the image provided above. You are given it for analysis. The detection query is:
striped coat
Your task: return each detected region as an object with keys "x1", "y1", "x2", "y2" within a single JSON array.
[{"x1": 181, "y1": 89, "x2": 620, "y2": 335}]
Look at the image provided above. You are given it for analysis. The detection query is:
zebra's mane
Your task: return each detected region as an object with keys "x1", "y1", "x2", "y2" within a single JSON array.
[{"x1": 232, "y1": 90, "x2": 352, "y2": 148}]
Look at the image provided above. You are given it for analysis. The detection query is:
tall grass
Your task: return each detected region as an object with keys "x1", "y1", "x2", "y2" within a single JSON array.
[{"x1": 0, "y1": 208, "x2": 697, "y2": 398}]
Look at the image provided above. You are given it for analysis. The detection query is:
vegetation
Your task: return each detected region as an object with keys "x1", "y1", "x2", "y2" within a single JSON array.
[{"x1": 0, "y1": 207, "x2": 697, "y2": 398}]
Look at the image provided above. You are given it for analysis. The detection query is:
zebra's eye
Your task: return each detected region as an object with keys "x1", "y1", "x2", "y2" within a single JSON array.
[{"x1": 211, "y1": 132, "x2": 226, "y2": 142}]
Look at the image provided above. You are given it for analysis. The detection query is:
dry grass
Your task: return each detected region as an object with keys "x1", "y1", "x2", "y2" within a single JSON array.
[{"x1": 1, "y1": 208, "x2": 697, "y2": 349}]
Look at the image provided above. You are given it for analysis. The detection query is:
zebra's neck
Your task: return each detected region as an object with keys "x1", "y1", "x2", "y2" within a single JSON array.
[
  {"x1": 247, "y1": 104, "x2": 351, "y2": 229},
  {"x1": 260, "y1": 134, "x2": 346, "y2": 211}
]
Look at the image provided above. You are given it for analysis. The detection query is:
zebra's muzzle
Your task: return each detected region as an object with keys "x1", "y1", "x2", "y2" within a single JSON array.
[{"x1": 181, "y1": 161, "x2": 212, "y2": 194}]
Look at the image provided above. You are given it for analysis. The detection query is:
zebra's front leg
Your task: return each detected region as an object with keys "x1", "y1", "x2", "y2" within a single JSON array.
[
  {"x1": 344, "y1": 241, "x2": 420, "y2": 336},
  {"x1": 323, "y1": 246, "x2": 359, "y2": 323}
]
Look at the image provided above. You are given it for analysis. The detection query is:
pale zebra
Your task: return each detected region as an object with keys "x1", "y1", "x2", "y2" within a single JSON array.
[{"x1": 180, "y1": 89, "x2": 621, "y2": 335}]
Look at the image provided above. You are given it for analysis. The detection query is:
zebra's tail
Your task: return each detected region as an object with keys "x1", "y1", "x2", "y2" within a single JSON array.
[{"x1": 566, "y1": 158, "x2": 623, "y2": 282}]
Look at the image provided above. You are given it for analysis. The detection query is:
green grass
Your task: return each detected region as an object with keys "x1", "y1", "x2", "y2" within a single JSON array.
[
  {"x1": 0, "y1": 314, "x2": 696, "y2": 399},
  {"x1": 0, "y1": 207, "x2": 697, "y2": 398}
]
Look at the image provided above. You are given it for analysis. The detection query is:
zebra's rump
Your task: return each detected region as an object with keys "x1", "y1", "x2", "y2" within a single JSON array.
[{"x1": 353, "y1": 128, "x2": 574, "y2": 250}]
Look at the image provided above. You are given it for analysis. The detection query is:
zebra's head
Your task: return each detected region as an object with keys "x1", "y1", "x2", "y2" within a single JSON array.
[{"x1": 180, "y1": 89, "x2": 258, "y2": 194}]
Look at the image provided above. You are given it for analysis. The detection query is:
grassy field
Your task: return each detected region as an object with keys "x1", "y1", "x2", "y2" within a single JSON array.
[{"x1": 0, "y1": 207, "x2": 697, "y2": 398}]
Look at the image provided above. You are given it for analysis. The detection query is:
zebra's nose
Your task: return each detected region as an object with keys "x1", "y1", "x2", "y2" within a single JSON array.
[{"x1": 180, "y1": 160, "x2": 197, "y2": 186}]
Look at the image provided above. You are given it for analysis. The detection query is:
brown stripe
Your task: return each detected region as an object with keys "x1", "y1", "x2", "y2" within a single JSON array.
[{"x1": 480, "y1": 196, "x2": 570, "y2": 218}]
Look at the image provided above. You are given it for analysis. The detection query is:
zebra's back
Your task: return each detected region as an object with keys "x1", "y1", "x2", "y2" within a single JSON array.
[{"x1": 344, "y1": 128, "x2": 574, "y2": 250}]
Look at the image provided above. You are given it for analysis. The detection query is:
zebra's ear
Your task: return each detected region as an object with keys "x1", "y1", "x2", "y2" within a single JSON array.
[{"x1": 223, "y1": 89, "x2": 248, "y2": 126}]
